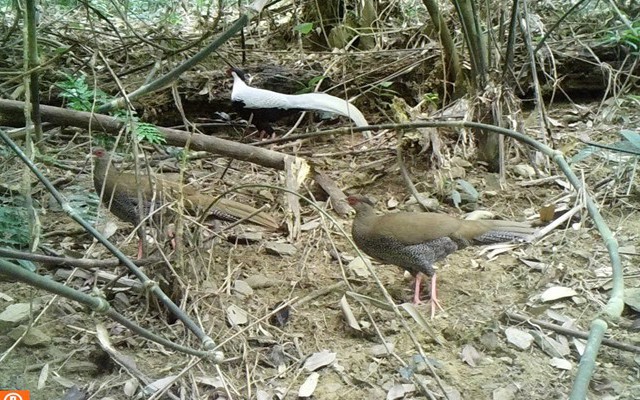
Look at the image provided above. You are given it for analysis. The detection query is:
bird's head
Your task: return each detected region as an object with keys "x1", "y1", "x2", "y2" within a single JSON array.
[
  {"x1": 93, "y1": 147, "x2": 107, "y2": 158},
  {"x1": 226, "y1": 67, "x2": 247, "y2": 82},
  {"x1": 346, "y1": 195, "x2": 375, "y2": 211}
]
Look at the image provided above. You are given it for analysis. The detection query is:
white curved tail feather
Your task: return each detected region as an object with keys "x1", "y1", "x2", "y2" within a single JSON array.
[{"x1": 231, "y1": 71, "x2": 369, "y2": 137}]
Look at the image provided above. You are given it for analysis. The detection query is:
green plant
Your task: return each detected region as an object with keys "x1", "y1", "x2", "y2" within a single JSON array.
[
  {"x1": 374, "y1": 81, "x2": 399, "y2": 99},
  {"x1": 0, "y1": 204, "x2": 31, "y2": 249},
  {"x1": 56, "y1": 73, "x2": 109, "y2": 111},
  {"x1": 606, "y1": 22, "x2": 640, "y2": 53},
  {"x1": 422, "y1": 92, "x2": 439, "y2": 106},
  {"x1": 293, "y1": 22, "x2": 314, "y2": 35},
  {"x1": 56, "y1": 75, "x2": 165, "y2": 145},
  {"x1": 133, "y1": 122, "x2": 166, "y2": 144},
  {"x1": 296, "y1": 75, "x2": 328, "y2": 94}
]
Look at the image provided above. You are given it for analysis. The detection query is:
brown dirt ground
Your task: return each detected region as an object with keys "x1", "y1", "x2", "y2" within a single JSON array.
[{"x1": 1, "y1": 103, "x2": 639, "y2": 399}]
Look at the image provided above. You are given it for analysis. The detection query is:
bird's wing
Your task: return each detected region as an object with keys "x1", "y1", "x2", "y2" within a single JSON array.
[
  {"x1": 372, "y1": 212, "x2": 464, "y2": 245},
  {"x1": 231, "y1": 78, "x2": 294, "y2": 109}
]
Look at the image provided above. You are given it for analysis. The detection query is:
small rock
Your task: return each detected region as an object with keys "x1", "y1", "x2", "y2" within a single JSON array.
[
  {"x1": 348, "y1": 257, "x2": 372, "y2": 278},
  {"x1": 513, "y1": 164, "x2": 535, "y2": 178},
  {"x1": 265, "y1": 242, "x2": 297, "y2": 256},
  {"x1": 387, "y1": 384, "x2": 416, "y2": 400},
  {"x1": 370, "y1": 342, "x2": 395, "y2": 357},
  {"x1": 460, "y1": 344, "x2": 482, "y2": 367},
  {"x1": 572, "y1": 296, "x2": 587, "y2": 305},
  {"x1": 233, "y1": 280, "x2": 254, "y2": 297},
  {"x1": 0, "y1": 303, "x2": 34, "y2": 327},
  {"x1": 493, "y1": 384, "x2": 518, "y2": 400},
  {"x1": 8, "y1": 326, "x2": 50, "y2": 346},
  {"x1": 268, "y1": 345, "x2": 287, "y2": 368},
  {"x1": 549, "y1": 357, "x2": 572, "y2": 370},
  {"x1": 244, "y1": 274, "x2": 280, "y2": 289},
  {"x1": 480, "y1": 332, "x2": 500, "y2": 350},
  {"x1": 405, "y1": 193, "x2": 439, "y2": 210},
  {"x1": 505, "y1": 327, "x2": 534, "y2": 350},
  {"x1": 450, "y1": 156, "x2": 472, "y2": 168},
  {"x1": 449, "y1": 166, "x2": 466, "y2": 179},
  {"x1": 269, "y1": 303, "x2": 290, "y2": 327},
  {"x1": 624, "y1": 287, "x2": 640, "y2": 312},
  {"x1": 256, "y1": 390, "x2": 271, "y2": 400}
]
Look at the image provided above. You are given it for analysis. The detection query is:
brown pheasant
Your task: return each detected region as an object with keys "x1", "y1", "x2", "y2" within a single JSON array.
[
  {"x1": 347, "y1": 195, "x2": 534, "y2": 318},
  {"x1": 93, "y1": 148, "x2": 278, "y2": 256}
]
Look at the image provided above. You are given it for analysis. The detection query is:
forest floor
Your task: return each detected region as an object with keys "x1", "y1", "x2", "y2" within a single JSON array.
[{"x1": 1, "y1": 97, "x2": 639, "y2": 400}]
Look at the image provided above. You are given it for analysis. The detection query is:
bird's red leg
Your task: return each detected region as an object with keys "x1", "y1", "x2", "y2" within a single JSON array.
[
  {"x1": 166, "y1": 224, "x2": 177, "y2": 252},
  {"x1": 429, "y1": 273, "x2": 445, "y2": 319},
  {"x1": 412, "y1": 274, "x2": 423, "y2": 304},
  {"x1": 136, "y1": 229, "x2": 147, "y2": 259},
  {"x1": 136, "y1": 238, "x2": 144, "y2": 259}
]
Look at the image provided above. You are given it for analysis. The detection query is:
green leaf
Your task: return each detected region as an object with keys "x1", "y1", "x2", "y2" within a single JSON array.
[
  {"x1": 456, "y1": 179, "x2": 479, "y2": 202},
  {"x1": 16, "y1": 259, "x2": 37, "y2": 272},
  {"x1": 423, "y1": 92, "x2": 439, "y2": 104},
  {"x1": 293, "y1": 22, "x2": 314, "y2": 35},
  {"x1": 619, "y1": 130, "x2": 640, "y2": 150},
  {"x1": 308, "y1": 75, "x2": 327, "y2": 87},
  {"x1": 0, "y1": 205, "x2": 31, "y2": 249},
  {"x1": 56, "y1": 73, "x2": 109, "y2": 112},
  {"x1": 569, "y1": 146, "x2": 597, "y2": 164},
  {"x1": 134, "y1": 122, "x2": 165, "y2": 144}
]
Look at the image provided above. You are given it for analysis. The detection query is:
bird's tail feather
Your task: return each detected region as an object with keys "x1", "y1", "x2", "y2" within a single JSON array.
[
  {"x1": 292, "y1": 92, "x2": 369, "y2": 136},
  {"x1": 475, "y1": 220, "x2": 536, "y2": 244},
  {"x1": 186, "y1": 194, "x2": 279, "y2": 230}
]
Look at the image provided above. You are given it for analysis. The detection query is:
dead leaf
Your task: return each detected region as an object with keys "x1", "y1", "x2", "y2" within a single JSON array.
[
  {"x1": 143, "y1": 376, "x2": 179, "y2": 396},
  {"x1": 340, "y1": 295, "x2": 361, "y2": 331},
  {"x1": 573, "y1": 338, "x2": 586, "y2": 356},
  {"x1": 539, "y1": 286, "x2": 578, "y2": 302},
  {"x1": 505, "y1": 327, "x2": 534, "y2": 350},
  {"x1": 298, "y1": 372, "x2": 319, "y2": 397},
  {"x1": 531, "y1": 331, "x2": 570, "y2": 357},
  {"x1": 38, "y1": 363, "x2": 49, "y2": 390},
  {"x1": 549, "y1": 357, "x2": 572, "y2": 370},
  {"x1": 539, "y1": 204, "x2": 555, "y2": 222},
  {"x1": 400, "y1": 303, "x2": 441, "y2": 344},
  {"x1": 460, "y1": 344, "x2": 482, "y2": 367},
  {"x1": 518, "y1": 258, "x2": 548, "y2": 271},
  {"x1": 348, "y1": 257, "x2": 372, "y2": 278},
  {"x1": 386, "y1": 384, "x2": 416, "y2": 400},
  {"x1": 227, "y1": 304, "x2": 248, "y2": 325},
  {"x1": 124, "y1": 379, "x2": 138, "y2": 396},
  {"x1": 303, "y1": 350, "x2": 336, "y2": 371}
]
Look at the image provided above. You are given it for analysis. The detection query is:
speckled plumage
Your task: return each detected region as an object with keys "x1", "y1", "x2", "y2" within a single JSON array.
[
  {"x1": 356, "y1": 235, "x2": 459, "y2": 278},
  {"x1": 93, "y1": 150, "x2": 153, "y2": 226},
  {"x1": 347, "y1": 195, "x2": 534, "y2": 316}
]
